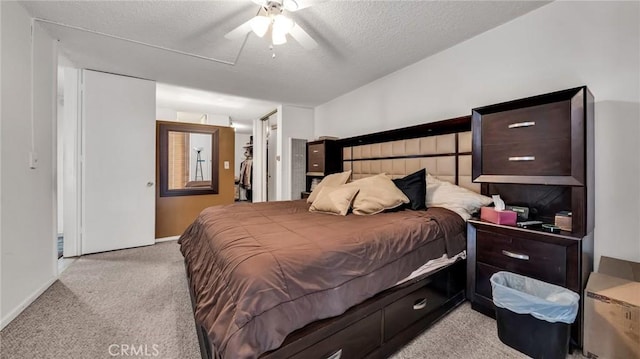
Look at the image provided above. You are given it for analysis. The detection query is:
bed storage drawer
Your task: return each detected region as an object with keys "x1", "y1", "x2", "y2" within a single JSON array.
[
  {"x1": 383, "y1": 283, "x2": 448, "y2": 340},
  {"x1": 476, "y1": 230, "x2": 567, "y2": 287},
  {"x1": 289, "y1": 311, "x2": 381, "y2": 359}
]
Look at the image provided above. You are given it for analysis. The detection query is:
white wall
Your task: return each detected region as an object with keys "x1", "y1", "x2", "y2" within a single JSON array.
[
  {"x1": 314, "y1": 1, "x2": 640, "y2": 267},
  {"x1": 156, "y1": 107, "x2": 177, "y2": 121},
  {"x1": 207, "y1": 114, "x2": 230, "y2": 127},
  {"x1": 1, "y1": 2, "x2": 58, "y2": 328},
  {"x1": 277, "y1": 105, "x2": 314, "y2": 201}
]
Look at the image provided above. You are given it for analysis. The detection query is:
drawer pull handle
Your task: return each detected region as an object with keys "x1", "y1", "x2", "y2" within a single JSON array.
[
  {"x1": 413, "y1": 298, "x2": 428, "y2": 310},
  {"x1": 313, "y1": 150, "x2": 319, "y2": 153},
  {"x1": 508, "y1": 156, "x2": 535, "y2": 162},
  {"x1": 502, "y1": 250, "x2": 529, "y2": 261},
  {"x1": 312, "y1": 164, "x2": 319, "y2": 167},
  {"x1": 508, "y1": 121, "x2": 536, "y2": 129},
  {"x1": 326, "y1": 349, "x2": 342, "y2": 359}
]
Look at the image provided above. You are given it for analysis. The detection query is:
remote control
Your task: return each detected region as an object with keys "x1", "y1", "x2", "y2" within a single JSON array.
[{"x1": 517, "y1": 220, "x2": 543, "y2": 227}]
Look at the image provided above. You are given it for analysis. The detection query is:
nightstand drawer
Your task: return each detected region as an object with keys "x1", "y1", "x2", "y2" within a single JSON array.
[
  {"x1": 476, "y1": 262, "x2": 502, "y2": 300},
  {"x1": 480, "y1": 101, "x2": 571, "y2": 146},
  {"x1": 308, "y1": 144, "x2": 325, "y2": 161},
  {"x1": 476, "y1": 230, "x2": 567, "y2": 286},
  {"x1": 482, "y1": 138, "x2": 571, "y2": 177},
  {"x1": 307, "y1": 160, "x2": 325, "y2": 173},
  {"x1": 308, "y1": 143, "x2": 326, "y2": 173}
]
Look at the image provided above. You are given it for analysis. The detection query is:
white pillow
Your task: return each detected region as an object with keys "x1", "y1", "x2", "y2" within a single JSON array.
[{"x1": 426, "y1": 174, "x2": 493, "y2": 220}]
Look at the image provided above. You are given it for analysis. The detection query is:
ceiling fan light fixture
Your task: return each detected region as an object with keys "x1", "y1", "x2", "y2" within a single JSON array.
[
  {"x1": 272, "y1": 30, "x2": 287, "y2": 45},
  {"x1": 250, "y1": 16, "x2": 271, "y2": 38},
  {"x1": 273, "y1": 15, "x2": 295, "y2": 35},
  {"x1": 283, "y1": 0, "x2": 299, "y2": 12}
]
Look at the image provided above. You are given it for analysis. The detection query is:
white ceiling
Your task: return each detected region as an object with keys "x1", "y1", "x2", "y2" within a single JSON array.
[
  {"x1": 22, "y1": 0, "x2": 549, "y2": 111},
  {"x1": 156, "y1": 82, "x2": 278, "y2": 129}
]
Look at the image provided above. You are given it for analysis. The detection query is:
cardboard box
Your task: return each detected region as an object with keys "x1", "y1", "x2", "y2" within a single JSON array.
[
  {"x1": 584, "y1": 256, "x2": 640, "y2": 359},
  {"x1": 480, "y1": 207, "x2": 517, "y2": 225}
]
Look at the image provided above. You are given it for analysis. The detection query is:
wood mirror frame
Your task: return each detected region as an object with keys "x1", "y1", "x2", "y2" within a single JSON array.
[{"x1": 158, "y1": 121, "x2": 219, "y2": 197}]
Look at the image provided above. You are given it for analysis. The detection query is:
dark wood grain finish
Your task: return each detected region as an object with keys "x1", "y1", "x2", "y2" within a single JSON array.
[
  {"x1": 337, "y1": 116, "x2": 470, "y2": 148},
  {"x1": 468, "y1": 219, "x2": 588, "y2": 349},
  {"x1": 481, "y1": 138, "x2": 572, "y2": 176},
  {"x1": 476, "y1": 262, "x2": 502, "y2": 299},
  {"x1": 468, "y1": 85, "x2": 594, "y2": 351},
  {"x1": 484, "y1": 183, "x2": 574, "y2": 228},
  {"x1": 306, "y1": 140, "x2": 342, "y2": 191},
  {"x1": 256, "y1": 260, "x2": 465, "y2": 359},
  {"x1": 307, "y1": 144, "x2": 325, "y2": 173},
  {"x1": 383, "y1": 284, "x2": 448, "y2": 340},
  {"x1": 158, "y1": 121, "x2": 220, "y2": 197},
  {"x1": 476, "y1": 230, "x2": 567, "y2": 286},
  {"x1": 289, "y1": 311, "x2": 382, "y2": 359},
  {"x1": 481, "y1": 101, "x2": 571, "y2": 145},
  {"x1": 472, "y1": 86, "x2": 588, "y2": 187}
]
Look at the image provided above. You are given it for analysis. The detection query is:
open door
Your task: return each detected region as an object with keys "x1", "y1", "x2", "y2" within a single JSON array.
[{"x1": 81, "y1": 70, "x2": 156, "y2": 254}]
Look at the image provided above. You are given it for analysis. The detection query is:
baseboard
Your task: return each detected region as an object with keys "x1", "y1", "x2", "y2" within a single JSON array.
[
  {"x1": 1, "y1": 276, "x2": 56, "y2": 330},
  {"x1": 155, "y1": 236, "x2": 179, "y2": 243}
]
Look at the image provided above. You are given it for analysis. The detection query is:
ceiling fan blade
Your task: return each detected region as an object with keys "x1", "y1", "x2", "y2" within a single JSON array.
[
  {"x1": 224, "y1": 18, "x2": 254, "y2": 40},
  {"x1": 286, "y1": 0, "x2": 327, "y2": 11},
  {"x1": 289, "y1": 23, "x2": 318, "y2": 50},
  {"x1": 252, "y1": 0, "x2": 268, "y2": 7}
]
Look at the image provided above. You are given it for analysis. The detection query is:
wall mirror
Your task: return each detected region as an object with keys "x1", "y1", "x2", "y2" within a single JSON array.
[{"x1": 158, "y1": 121, "x2": 219, "y2": 197}]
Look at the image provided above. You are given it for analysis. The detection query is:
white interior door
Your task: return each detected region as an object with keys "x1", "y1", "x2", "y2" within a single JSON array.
[
  {"x1": 267, "y1": 125, "x2": 278, "y2": 202},
  {"x1": 81, "y1": 70, "x2": 156, "y2": 254}
]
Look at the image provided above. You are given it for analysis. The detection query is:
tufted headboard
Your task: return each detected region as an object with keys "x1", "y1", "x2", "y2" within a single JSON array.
[{"x1": 338, "y1": 116, "x2": 479, "y2": 193}]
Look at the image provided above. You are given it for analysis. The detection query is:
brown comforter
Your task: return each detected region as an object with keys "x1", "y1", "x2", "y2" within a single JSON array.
[{"x1": 179, "y1": 200, "x2": 465, "y2": 359}]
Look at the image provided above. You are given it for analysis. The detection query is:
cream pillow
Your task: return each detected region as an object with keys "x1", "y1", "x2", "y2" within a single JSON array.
[
  {"x1": 309, "y1": 185, "x2": 359, "y2": 216},
  {"x1": 307, "y1": 170, "x2": 352, "y2": 203},
  {"x1": 426, "y1": 174, "x2": 493, "y2": 220},
  {"x1": 346, "y1": 174, "x2": 409, "y2": 215}
]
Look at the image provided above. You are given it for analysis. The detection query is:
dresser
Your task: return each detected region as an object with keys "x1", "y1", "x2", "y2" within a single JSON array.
[
  {"x1": 305, "y1": 139, "x2": 342, "y2": 193},
  {"x1": 467, "y1": 86, "x2": 594, "y2": 349}
]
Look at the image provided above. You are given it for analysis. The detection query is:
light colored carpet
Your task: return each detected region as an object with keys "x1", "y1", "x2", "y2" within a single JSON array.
[{"x1": 0, "y1": 242, "x2": 583, "y2": 359}]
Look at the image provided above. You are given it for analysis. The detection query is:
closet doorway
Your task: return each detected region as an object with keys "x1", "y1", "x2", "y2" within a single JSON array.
[{"x1": 267, "y1": 121, "x2": 278, "y2": 202}]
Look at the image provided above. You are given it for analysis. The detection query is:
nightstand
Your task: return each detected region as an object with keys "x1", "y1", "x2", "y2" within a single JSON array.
[
  {"x1": 306, "y1": 140, "x2": 341, "y2": 193},
  {"x1": 469, "y1": 86, "x2": 595, "y2": 349},
  {"x1": 301, "y1": 191, "x2": 311, "y2": 200},
  {"x1": 467, "y1": 219, "x2": 588, "y2": 349}
]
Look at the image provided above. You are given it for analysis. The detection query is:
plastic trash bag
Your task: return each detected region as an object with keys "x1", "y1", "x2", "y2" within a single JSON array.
[{"x1": 490, "y1": 271, "x2": 580, "y2": 324}]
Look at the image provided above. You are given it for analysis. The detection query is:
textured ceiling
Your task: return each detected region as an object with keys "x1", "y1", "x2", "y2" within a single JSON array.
[{"x1": 21, "y1": 0, "x2": 549, "y2": 109}]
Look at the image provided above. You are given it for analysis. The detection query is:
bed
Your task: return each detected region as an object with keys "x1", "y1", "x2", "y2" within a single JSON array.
[{"x1": 181, "y1": 116, "x2": 482, "y2": 359}]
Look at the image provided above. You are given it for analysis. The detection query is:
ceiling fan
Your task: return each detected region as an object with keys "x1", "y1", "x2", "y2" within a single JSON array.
[{"x1": 225, "y1": 0, "x2": 318, "y2": 50}]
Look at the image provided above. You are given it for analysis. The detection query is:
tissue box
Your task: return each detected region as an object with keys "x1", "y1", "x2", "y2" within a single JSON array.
[{"x1": 480, "y1": 207, "x2": 517, "y2": 225}]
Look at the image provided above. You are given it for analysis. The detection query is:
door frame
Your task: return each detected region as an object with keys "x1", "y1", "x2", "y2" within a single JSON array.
[{"x1": 58, "y1": 66, "x2": 82, "y2": 259}]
